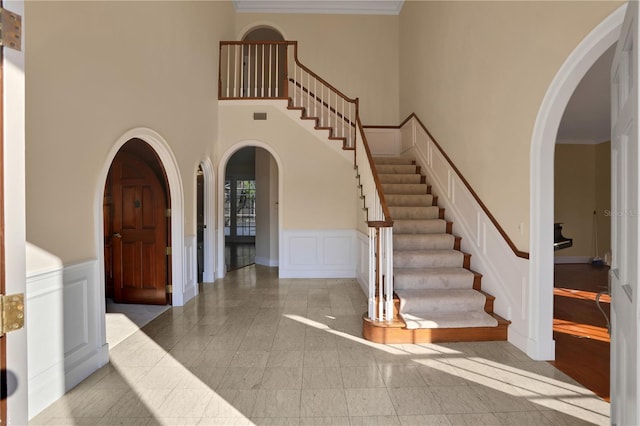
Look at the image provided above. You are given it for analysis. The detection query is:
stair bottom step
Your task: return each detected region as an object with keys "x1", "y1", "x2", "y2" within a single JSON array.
[
  {"x1": 362, "y1": 313, "x2": 509, "y2": 344},
  {"x1": 400, "y1": 310, "x2": 498, "y2": 329}
]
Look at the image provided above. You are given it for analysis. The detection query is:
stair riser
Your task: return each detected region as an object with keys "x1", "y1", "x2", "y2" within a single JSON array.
[
  {"x1": 376, "y1": 165, "x2": 418, "y2": 174},
  {"x1": 379, "y1": 174, "x2": 422, "y2": 184},
  {"x1": 394, "y1": 272, "x2": 475, "y2": 290}
]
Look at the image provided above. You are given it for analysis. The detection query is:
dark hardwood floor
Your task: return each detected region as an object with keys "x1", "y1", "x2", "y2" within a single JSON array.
[
  {"x1": 225, "y1": 242, "x2": 255, "y2": 271},
  {"x1": 552, "y1": 263, "x2": 610, "y2": 401}
]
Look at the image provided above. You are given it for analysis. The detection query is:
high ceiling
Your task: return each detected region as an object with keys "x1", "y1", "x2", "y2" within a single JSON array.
[{"x1": 233, "y1": 0, "x2": 404, "y2": 15}]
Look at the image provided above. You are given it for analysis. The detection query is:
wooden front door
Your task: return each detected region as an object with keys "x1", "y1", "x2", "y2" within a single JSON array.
[{"x1": 110, "y1": 150, "x2": 168, "y2": 305}]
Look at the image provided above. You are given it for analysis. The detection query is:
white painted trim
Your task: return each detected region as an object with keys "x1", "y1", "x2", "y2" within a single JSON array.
[
  {"x1": 255, "y1": 256, "x2": 279, "y2": 267},
  {"x1": 27, "y1": 260, "x2": 109, "y2": 420},
  {"x1": 280, "y1": 229, "x2": 357, "y2": 278},
  {"x1": 95, "y1": 128, "x2": 189, "y2": 308},
  {"x1": 4, "y1": 1, "x2": 27, "y2": 423},
  {"x1": 356, "y1": 231, "x2": 370, "y2": 295},
  {"x1": 217, "y1": 140, "x2": 283, "y2": 279},
  {"x1": 233, "y1": 0, "x2": 404, "y2": 15},
  {"x1": 199, "y1": 158, "x2": 216, "y2": 283},
  {"x1": 530, "y1": 4, "x2": 625, "y2": 361}
]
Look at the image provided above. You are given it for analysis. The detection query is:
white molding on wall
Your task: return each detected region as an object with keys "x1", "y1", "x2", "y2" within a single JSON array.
[
  {"x1": 280, "y1": 229, "x2": 358, "y2": 278},
  {"x1": 184, "y1": 235, "x2": 198, "y2": 302},
  {"x1": 554, "y1": 256, "x2": 593, "y2": 264},
  {"x1": 233, "y1": 0, "x2": 404, "y2": 15},
  {"x1": 27, "y1": 260, "x2": 109, "y2": 419},
  {"x1": 530, "y1": 4, "x2": 625, "y2": 360},
  {"x1": 199, "y1": 157, "x2": 216, "y2": 283},
  {"x1": 256, "y1": 256, "x2": 279, "y2": 267}
]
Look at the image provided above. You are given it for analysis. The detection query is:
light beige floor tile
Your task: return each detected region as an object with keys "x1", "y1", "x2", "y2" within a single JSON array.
[
  {"x1": 260, "y1": 367, "x2": 303, "y2": 389},
  {"x1": 300, "y1": 389, "x2": 349, "y2": 417},
  {"x1": 238, "y1": 334, "x2": 275, "y2": 351},
  {"x1": 539, "y1": 409, "x2": 605, "y2": 425},
  {"x1": 154, "y1": 417, "x2": 201, "y2": 425},
  {"x1": 202, "y1": 389, "x2": 257, "y2": 418},
  {"x1": 251, "y1": 417, "x2": 301, "y2": 425},
  {"x1": 493, "y1": 410, "x2": 557, "y2": 425},
  {"x1": 303, "y1": 367, "x2": 343, "y2": 389},
  {"x1": 341, "y1": 366, "x2": 385, "y2": 389},
  {"x1": 445, "y1": 413, "x2": 500, "y2": 425},
  {"x1": 103, "y1": 388, "x2": 171, "y2": 418},
  {"x1": 300, "y1": 417, "x2": 350, "y2": 425},
  {"x1": 387, "y1": 387, "x2": 441, "y2": 416},
  {"x1": 338, "y1": 348, "x2": 377, "y2": 366},
  {"x1": 218, "y1": 367, "x2": 265, "y2": 390},
  {"x1": 136, "y1": 366, "x2": 188, "y2": 389},
  {"x1": 267, "y1": 350, "x2": 304, "y2": 367},
  {"x1": 230, "y1": 350, "x2": 271, "y2": 368},
  {"x1": 154, "y1": 388, "x2": 214, "y2": 418},
  {"x1": 468, "y1": 384, "x2": 540, "y2": 413},
  {"x1": 304, "y1": 350, "x2": 341, "y2": 367},
  {"x1": 344, "y1": 388, "x2": 395, "y2": 417},
  {"x1": 193, "y1": 349, "x2": 237, "y2": 368},
  {"x1": 430, "y1": 386, "x2": 490, "y2": 414},
  {"x1": 187, "y1": 366, "x2": 228, "y2": 389},
  {"x1": 349, "y1": 415, "x2": 401, "y2": 425},
  {"x1": 198, "y1": 417, "x2": 254, "y2": 425},
  {"x1": 398, "y1": 415, "x2": 451, "y2": 425},
  {"x1": 378, "y1": 364, "x2": 427, "y2": 388},
  {"x1": 252, "y1": 389, "x2": 302, "y2": 418}
]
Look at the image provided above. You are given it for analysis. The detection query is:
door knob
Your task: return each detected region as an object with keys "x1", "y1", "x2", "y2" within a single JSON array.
[{"x1": 113, "y1": 232, "x2": 122, "y2": 238}]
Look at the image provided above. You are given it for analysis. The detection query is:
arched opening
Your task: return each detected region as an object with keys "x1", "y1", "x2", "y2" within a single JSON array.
[
  {"x1": 241, "y1": 26, "x2": 286, "y2": 98},
  {"x1": 217, "y1": 142, "x2": 281, "y2": 278},
  {"x1": 529, "y1": 5, "x2": 625, "y2": 362},
  {"x1": 198, "y1": 158, "x2": 216, "y2": 283}
]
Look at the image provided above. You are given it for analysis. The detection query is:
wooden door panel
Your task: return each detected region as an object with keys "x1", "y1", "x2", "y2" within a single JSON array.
[{"x1": 111, "y1": 149, "x2": 167, "y2": 305}]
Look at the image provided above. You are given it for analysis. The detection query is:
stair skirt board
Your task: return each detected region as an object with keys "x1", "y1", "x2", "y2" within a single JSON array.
[{"x1": 362, "y1": 156, "x2": 508, "y2": 344}]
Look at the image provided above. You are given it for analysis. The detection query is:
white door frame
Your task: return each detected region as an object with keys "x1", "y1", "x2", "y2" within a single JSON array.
[
  {"x1": 199, "y1": 158, "x2": 216, "y2": 283},
  {"x1": 529, "y1": 4, "x2": 625, "y2": 360},
  {"x1": 216, "y1": 140, "x2": 283, "y2": 279},
  {"x1": 95, "y1": 128, "x2": 187, "y2": 310}
]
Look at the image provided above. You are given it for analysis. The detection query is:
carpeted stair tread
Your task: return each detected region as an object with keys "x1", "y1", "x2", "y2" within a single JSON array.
[
  {"x1": 376, "y1": 164, "x2": 418, "y2": 175},
  {"x1": 374, "y1": 157, "x2": 415, "y2": 165},
  {"x1": 399, "y1": 310, "x2": 499, "y2": 330},
  {"x1": 396, "y1": 288, "x2": 487, "y2": 312},
  {"x1": 394, "y1": 267, "x2": 475, "y2": 290},
  {"x1": 394, "y1": 249, "x2": 464, "y2": 268},
  {"x1": 379, "y1": 174, "x2": 422, "y2": 184},
  {"x1": 381, "y1": 183, "x2": 429, "y2": 194},
  {"x1": 389, "y1": 206, "x2": 440, "y2": 220},
  {"x1": 386, "y1": 194, "x2": 434, "y2": 207},
  {"x1": 394, "y1": 233, "x2": 455, "y2": 250},
  {"x1": 394, "y1": 219, "x2": 447, "y2": 234}
]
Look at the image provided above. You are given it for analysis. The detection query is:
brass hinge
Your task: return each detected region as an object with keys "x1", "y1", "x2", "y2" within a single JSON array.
[
  {"x1": 166, "y1": 284, "x2": 173, "y2": 294},
  {"x1": 166, "y1": 246, "x2": 172, "y2": 255},
  {"x1": 0, "y1": 8, "x2": 21, "y2": 51},
  {"x1": 165, "y1": 208, "x2": 172, "y2": 217},
  {"x1": 0, "y1": 293, "x2": 24, "y2": 337}
]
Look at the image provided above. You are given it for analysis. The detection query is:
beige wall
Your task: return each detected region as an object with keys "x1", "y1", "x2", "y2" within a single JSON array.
[
  {"x1": 554, "y1": 142, "x2": 610, "y2": 259},
  {"x1": 218, "y1": 103, "x2": 356, "y2": 230},
  {"x1": 233, "y1": 13, "x2": 400, "y2": 125},
  {"x1": 399, "y1": 0, "x2": 622, "y2": 252},
  {"x1": 26, "y1": 1, "x2": 235, "y2": 265}
]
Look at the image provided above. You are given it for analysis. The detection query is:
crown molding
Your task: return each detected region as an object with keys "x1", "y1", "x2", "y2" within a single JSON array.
[{"x1": 233, "y1": 1, "x2": 404, "y2": 15}]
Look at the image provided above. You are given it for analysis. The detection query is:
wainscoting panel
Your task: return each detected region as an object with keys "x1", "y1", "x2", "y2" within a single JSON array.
[
  {"x1": 356, "y1": 231, "x2": 370, "y2": 295},
  {"x1": 364, "y1": 128, "x2": 401, "y2": 156},
  {"x1": 27, "y1": 260, "x2": 109, "y2": 419},
  {"x1": 183, "y1": 235, "x2": 198, "y2": 302},
  {"x1": 280, "y1": 230, "x2": 357, "y2": 278}
]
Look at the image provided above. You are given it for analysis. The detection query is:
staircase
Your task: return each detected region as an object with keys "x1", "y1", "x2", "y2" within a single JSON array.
[{"x1": 362, "y1": 156, "x2": 509, "y2": 343}]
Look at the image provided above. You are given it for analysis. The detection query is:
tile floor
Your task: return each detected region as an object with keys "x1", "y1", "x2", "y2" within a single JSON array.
[{"x1": 31, "y1": 265, "x2": 610, "y2": 425}]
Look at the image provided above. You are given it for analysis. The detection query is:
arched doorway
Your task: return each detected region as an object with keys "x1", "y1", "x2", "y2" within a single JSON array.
[
  {"x1": 104, "y1": 139, "x2": 171, "y2": 305},
  {"x1": 217, "y1": 142, "x2": 281, "y2": 278},
  {"x1": 529, "y1": 5, "x2": 625, "y2": 361},
  {"x1": 241, "y1": 26, "x2": 286, "y2": 98}
]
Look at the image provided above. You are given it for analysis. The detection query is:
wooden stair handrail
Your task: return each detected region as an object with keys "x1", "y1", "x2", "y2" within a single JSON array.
[
  {"x1": 366, "y1": 113, "x2": 529, "y2": 259},
  {"x1": 356, "y1": 115, "x2": 393, "y2": 226}
]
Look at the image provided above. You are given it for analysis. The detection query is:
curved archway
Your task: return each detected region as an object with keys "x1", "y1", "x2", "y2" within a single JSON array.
[
  {"x1": 197, "y1": 157, "x2": 216, "y2": 283},
  {"x1": 216, "y1": 141, "x2": 283, "y2": 278},
  {"x1": 95, "y1": 128, "x2": 187, "y2": 317},
  {"x1": 242, "y1": 26, "x2": 285, "y2": 42},
  {"x1": 529, "y1": 4, "x2": 625, "y2": 360}
]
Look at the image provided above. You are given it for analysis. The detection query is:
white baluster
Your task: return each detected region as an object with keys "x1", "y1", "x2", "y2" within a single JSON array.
[{"x1": 368, "y1": 228, "x2": 376, "y2": 321}]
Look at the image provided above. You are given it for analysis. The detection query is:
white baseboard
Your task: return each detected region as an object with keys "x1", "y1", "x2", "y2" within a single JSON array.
[{"x1": 256, "y1": 256, "x2": 279, "y2": 267}]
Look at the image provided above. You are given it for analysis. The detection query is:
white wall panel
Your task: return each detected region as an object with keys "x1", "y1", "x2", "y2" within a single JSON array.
[{"x1": 281, "y1": 230, "x2": 357, "y2": 278}]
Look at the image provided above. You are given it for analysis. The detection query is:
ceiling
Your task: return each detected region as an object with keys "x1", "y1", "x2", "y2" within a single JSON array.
[
  {"x1": 557, "y1": 44, "x2": 615, "y2": 145},
  {"x1": 233, "y1": 0, "x2": 404, "y2": 15}
]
